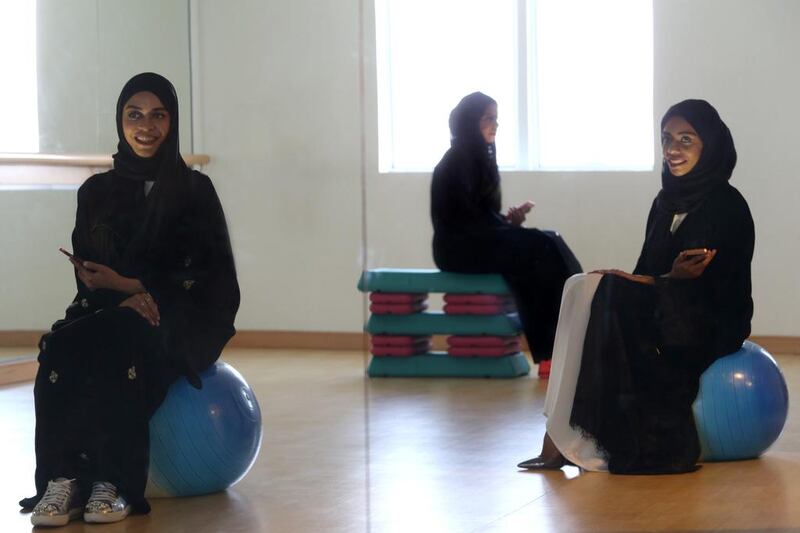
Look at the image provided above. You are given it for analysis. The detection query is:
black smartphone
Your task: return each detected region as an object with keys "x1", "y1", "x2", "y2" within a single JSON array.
[
  {"x1": 59, "y1": 247, "x2": 84, "y2": 264},
  {"x1": 682, "y1": 248, "x2": 709, "y2": 257}
]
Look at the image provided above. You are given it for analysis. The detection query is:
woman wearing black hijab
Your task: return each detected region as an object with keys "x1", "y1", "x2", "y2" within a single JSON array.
[
  {"x1": 431, "y1": 92, "x2": 581, "y2": 377},
  {"x1": 519, "y1": 99, "x2": 753, "y2": 474},
  {"x1": 22, "y1": 72, "x2": 240, "y2": 526}
]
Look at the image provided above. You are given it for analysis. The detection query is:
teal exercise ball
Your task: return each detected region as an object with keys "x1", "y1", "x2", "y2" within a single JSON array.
[
  {"x1": 146, "y1": 362, "x2": 262, "y2": 497},
  {"x1": 693, "y1": 341, "x2": 788, "y2": 461}
]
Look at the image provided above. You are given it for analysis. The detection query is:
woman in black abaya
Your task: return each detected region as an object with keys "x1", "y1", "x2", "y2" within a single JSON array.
[
  {"x1": 431, "y1": 92, "x2": 581, "y2": 377},
  {"x1": 21, "y1": 72, "x2": 240, "y2": 526},
  {"x1": 518, "y1": 99, "x2": 753, "y2": 474}
]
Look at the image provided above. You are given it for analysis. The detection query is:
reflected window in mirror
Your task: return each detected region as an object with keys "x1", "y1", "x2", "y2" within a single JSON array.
[{"x1": 0, "y1": 0, "x2": 39, "y2": 153}]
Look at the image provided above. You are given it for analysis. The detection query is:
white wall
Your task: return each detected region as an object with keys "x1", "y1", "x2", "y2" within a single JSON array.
[
  {"x1": 653, "y1": 0, "x2": 800, "y2": 335},
  {"x1": 0, "y1": 187, "x2": 76, "y2": 325},
  {"x1": 191, "y1": 0, "x2": 365, "y2": 331},
  {"x1": 1, "y1": 0, "x2": 798, "y2": 337}
]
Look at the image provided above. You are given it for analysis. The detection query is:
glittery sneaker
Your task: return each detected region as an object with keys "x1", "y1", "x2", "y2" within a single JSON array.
[
  {"x1": 30, "y1": 478, "x2": 82, "y2": 527},
  {"x1": 83, "y1": 481, "x2": 131, "y2": 524}
]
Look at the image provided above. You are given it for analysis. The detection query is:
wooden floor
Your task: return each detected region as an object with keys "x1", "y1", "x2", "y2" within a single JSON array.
[{"x1": 1, "y1": 348, "x2": 798, "y2": 532}]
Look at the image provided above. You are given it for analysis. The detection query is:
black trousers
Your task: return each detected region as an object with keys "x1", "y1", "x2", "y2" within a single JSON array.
[
  {"x1": 433, "y1": 227, "x2": 581, "y2": 362},
  {"x1": 28, "y1": 307, "x2": 169, "y2": 513}
]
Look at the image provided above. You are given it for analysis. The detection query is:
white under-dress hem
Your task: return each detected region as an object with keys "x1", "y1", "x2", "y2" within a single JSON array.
[{"x1": 542, "y1": 273, "x2": 608, "y2": 472}]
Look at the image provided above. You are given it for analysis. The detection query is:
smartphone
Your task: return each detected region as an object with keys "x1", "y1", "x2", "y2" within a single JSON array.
[
  {"x1": 59, "y1": 247, "x2": 84, "y2": 263},
  {"x1": 683, "y1": 248, "x2": 709, "y2": 257},
  {"x1": 513, "y1": 200, "x2": 535, "y2": 214}
]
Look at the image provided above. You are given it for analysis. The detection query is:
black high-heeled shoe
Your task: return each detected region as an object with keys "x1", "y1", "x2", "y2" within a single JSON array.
[{"x1": 517, "y1": 455, "x2": 572, "y2": 470}]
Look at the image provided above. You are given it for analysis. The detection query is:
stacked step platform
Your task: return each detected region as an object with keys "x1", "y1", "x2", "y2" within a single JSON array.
[{"x1": 358, "y1": 268, "x2": 530, "y2": 378}]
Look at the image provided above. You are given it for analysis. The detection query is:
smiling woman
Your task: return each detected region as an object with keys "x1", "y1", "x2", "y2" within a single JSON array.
[
  {"x1": 662, "y1": 116, "x2": 704, "y2": 177},
  {"x1": 121, "y1": 92, "x2": 172, "y2": 158},
  {"x1": 21, "y1": 72, "x2": 240, "y2": 527},
  {"x1": 519, "y1": 99, "x2": 754, "y2": 475}
]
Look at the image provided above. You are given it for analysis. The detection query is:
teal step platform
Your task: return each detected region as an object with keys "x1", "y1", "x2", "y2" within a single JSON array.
[
  {"x1": 367, "y1": 352, "x2": 531, "y2": 378},
  {"x1": 365, "y1": 311, "x2": 521, "y2": 336},
  {"x1": 358, "y1": 268, "x2": 510, "y2": 295}
]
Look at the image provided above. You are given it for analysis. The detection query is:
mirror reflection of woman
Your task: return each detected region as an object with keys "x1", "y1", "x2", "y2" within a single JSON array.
[
  {"x1": 21, "y1": 73, "x2": 240, "y2": 526},
  {"x1": 519, "y1": 99, "x2": 754, "y2": 474},
  {"x1": 431, "y1": 92, "x2": 581, "y2": 377}
]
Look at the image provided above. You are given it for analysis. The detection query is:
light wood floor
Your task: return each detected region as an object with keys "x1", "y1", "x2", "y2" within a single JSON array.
[
  {"x1": 1, "y1": 348, "x2": 798, "y2": 533},
  {"x1": 0, "y1": 347, "x2": 35, "y2": 363}
]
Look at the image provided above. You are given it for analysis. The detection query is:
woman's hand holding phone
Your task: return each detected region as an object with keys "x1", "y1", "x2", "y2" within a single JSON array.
[
  {"x1": 669, "y1": 248, "x2": 717, "y2": 279},
  {"x1": 59, "y1": 248, "x2": 145, "y2": 294},
  {"x1": 61, "y1": 248, "x2": 96, "y2": 289},
  {"x1": 59, "y1": 247, "x2": 84, "y2": 264},
  {"x1": 506, "y1": 200, "x2": 536, "y2": 226}
]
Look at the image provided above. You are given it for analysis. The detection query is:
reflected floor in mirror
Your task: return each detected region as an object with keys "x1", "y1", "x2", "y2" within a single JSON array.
[
  {"x1": 0, "y1": 348, "x2": 36, "y2": 364},
  {"x1": 2, "y1": 348, "x2": 799, "y2": 532}
]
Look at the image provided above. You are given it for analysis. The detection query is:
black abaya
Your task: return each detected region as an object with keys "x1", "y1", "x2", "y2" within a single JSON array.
[
  {"x1": 431, "y1": 92, "x2": 581, "y2": 362},
  {"x1": 22, "y1": 73, "x2": 240, "y2": 512},
  {"x1": 27, "y1": 168, "x2": 239, "y2": 512},
  {"x1": 568, "y1": 100, "x2": 753, "y2": 474}
]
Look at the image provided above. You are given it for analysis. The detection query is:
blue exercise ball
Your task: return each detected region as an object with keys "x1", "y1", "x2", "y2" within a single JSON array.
[
  {"x1": 693, "y1": 341, "x2": 789, "y2": 461},
  {"x1": 146, "y1": 361, "x2": 262, "y2": 497}
]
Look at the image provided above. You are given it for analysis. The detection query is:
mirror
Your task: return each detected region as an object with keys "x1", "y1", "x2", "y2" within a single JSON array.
[
  {"x1": 0, "y1": 0, "x2": 192, "y2": 155},
  {"x1": 0, "y1": 0, "x2": 193, "y2": 380}
]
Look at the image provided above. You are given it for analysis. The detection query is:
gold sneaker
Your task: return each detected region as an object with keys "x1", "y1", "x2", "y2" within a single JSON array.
[
  {"x1": 83, "y1": 481, "x2": 131, "y2": 524},
  {"x1": 31, "y1": 478, "x2": 82, "y2": 527}
]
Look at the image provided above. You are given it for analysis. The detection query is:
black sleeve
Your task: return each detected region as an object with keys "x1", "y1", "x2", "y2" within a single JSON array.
[
  {"x1": 632, "y1": 198, "x2": 658, "y2": 275},
  {"x1": 140, "y1": 173, "x2": 240, "y2": 382},
  {"x1": 59, "y1": 177, "x2": 124, "y2": 324},
  {"x1": 704, "y1": 195, "x2": 754, "y2": 356},
  {"x1": 651, "y1": 191, "x2": 754, "y2": 357},
  {"x1": 62, "y1": 184, "x2": 96, "y2": 321},
  {"x1": 431, "y1": 151, "x2": 507, "y2": 231}
]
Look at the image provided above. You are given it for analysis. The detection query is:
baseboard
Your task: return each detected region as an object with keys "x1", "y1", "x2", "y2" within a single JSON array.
[
  {"x1": 0, "y1": 331, "x2": 43, "y2": 347},
  {"x1": 228, "y1": 331, "x2": 459, "y2": 351},
  {"x1": 228, "y1": 330, "x2": 369, "y2": 350},
  {"x1": 1, "y1": 330, "x2": 798, "y2": 355},
  {"x1": 750, "y1": 336, "x2": 800, "y2": 356}
]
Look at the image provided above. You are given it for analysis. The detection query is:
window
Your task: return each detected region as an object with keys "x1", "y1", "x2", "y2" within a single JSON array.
[
  {"x1": 376, "y1": 0, "x2": 653, "y2": 172},
  {"x1": 0, "y1": 0, "x2": 39, "y2": 153}
]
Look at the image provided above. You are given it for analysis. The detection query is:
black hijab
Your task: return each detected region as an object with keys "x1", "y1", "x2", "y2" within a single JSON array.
[
  {"x1": 100, "y1": 73, "x2": 193, "y2": 267},
  {"x1": 658, "y1": 99, "x2": 737, "y2": 214},
  {"x1": 448, "y1": 92, "x2": 501, "y2": 211},
  {"x1": 112, "y1": 72, "x2": 189, "y2": 183}
]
